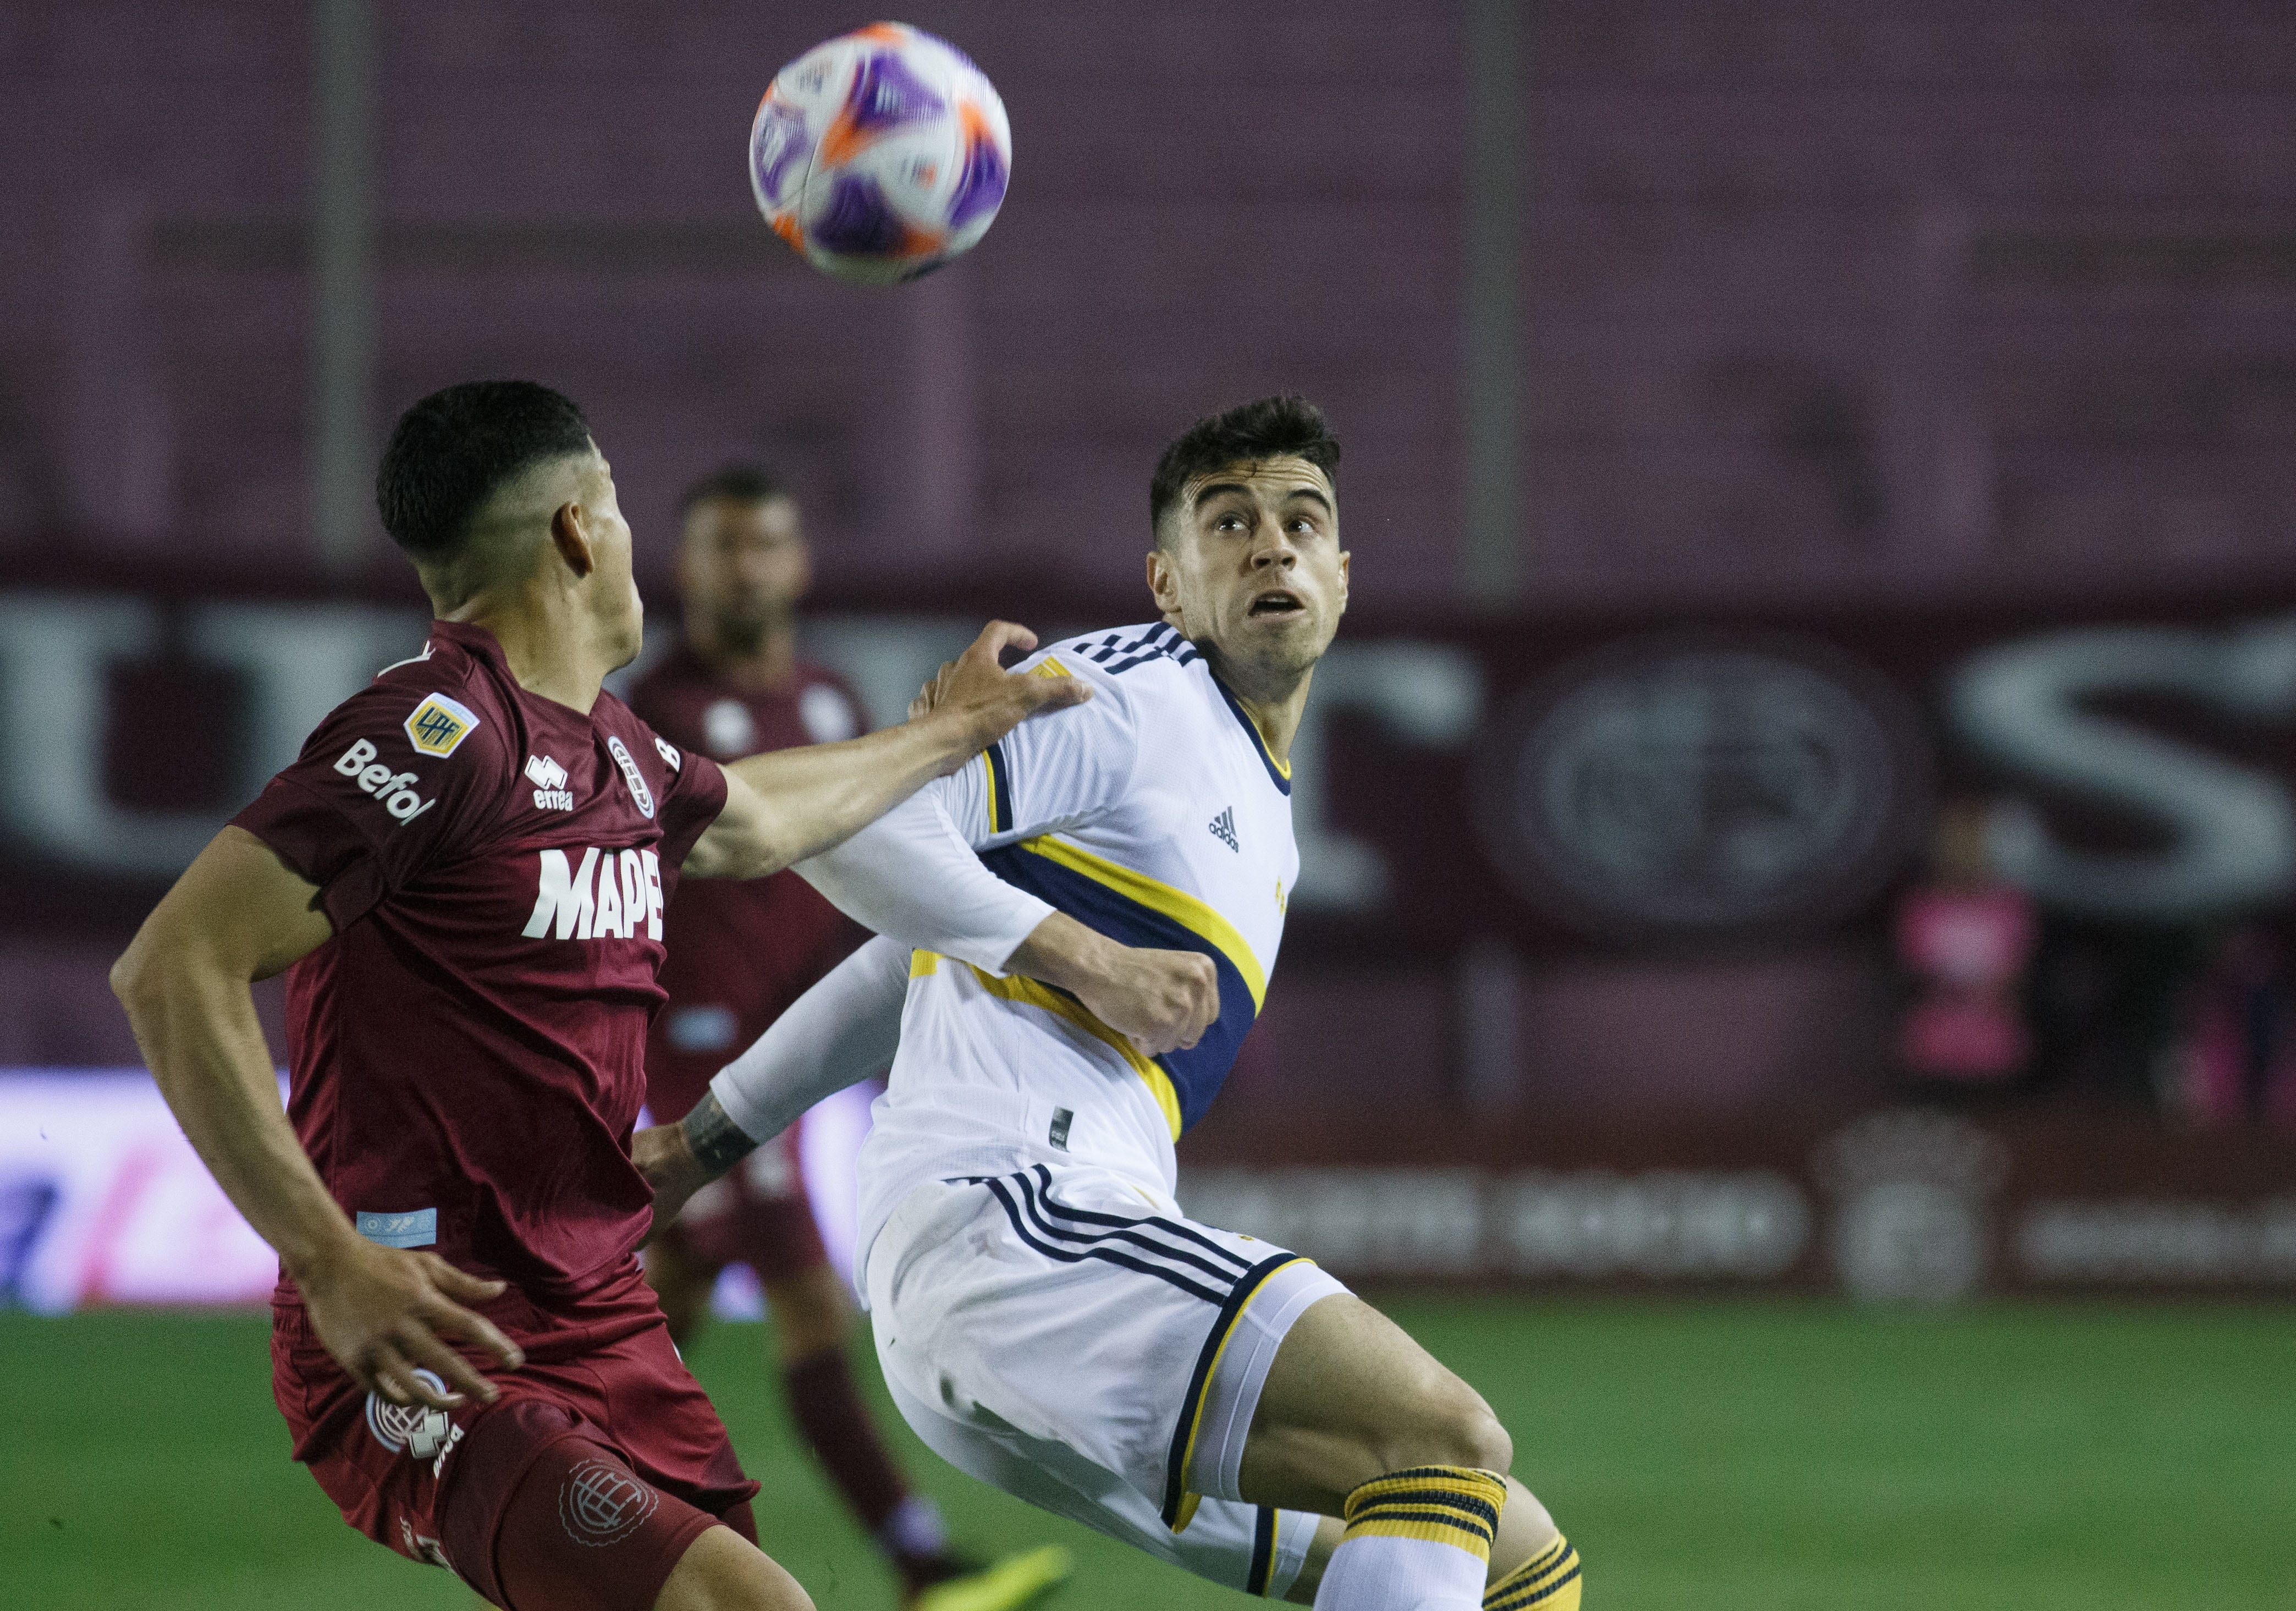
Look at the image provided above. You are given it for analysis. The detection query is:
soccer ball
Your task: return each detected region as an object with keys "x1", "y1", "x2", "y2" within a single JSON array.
[{"x1": 748, "y1": 22, "x2": 1012, "y2": 285}]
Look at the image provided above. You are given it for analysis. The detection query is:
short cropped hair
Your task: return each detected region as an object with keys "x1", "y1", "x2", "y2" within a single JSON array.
[
  {"x1": 376, "y1": 381, "x2": 594, "y2": 559},
  {"x1": 676, "y1": 464, "x2": 791, "y2": 525},
  {"x1": 1148, "y1": 394, "x2": 1341, "y2": 543}
]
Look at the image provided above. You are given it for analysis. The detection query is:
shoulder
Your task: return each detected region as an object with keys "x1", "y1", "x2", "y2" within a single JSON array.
[{"x1": 331, "y1": 635, "x2": 516, "y2": 779}]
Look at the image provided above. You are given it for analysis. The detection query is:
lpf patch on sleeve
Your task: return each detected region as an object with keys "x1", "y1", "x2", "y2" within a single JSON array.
[{"x1": 405, "y1": 692, "x2": 481, "y2": 757}]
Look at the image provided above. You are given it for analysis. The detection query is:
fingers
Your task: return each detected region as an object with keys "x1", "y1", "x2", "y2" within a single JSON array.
[
  {"x1": 419, "y1": 1256, "x2": 525, "y2": 1370},
  {"x1": 963, "y1": 620, "x2": 1040, "y2": 664},
  {"x1": 403, "y1": 1318, "x2": 503, "y2": 1405},
  {"x1": 364, "y1": 1337, "x2": 428, "y2": 1407},
  {"x1": 422, "y1": 1255, "x2": 506, "y2": 1304},
  {"x1": 1018, "y1": 675, "x2": 1094, "y2": 713}
]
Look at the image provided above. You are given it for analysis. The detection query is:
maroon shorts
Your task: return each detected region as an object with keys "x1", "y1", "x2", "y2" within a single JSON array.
[
  {"x1": 271, "y1": 1258, "x2": 760, "y2": 1608},
  {"x1": 659, "y1": 1119, "x2": 827, "y2": 1284}
]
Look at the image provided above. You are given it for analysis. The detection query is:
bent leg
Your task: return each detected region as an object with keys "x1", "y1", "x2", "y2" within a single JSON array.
[
  {"x1": 653, "y1": 1526, "x2": 812, "y2": 1611},
  {"x1": 1239, "y1": 1294, "x2": 1576, "y2": 1608}
]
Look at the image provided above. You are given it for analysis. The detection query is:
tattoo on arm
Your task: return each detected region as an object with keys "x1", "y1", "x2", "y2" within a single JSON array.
[{"x1": 681, "y1": 1092, "x2": 759, "y2": 1179}]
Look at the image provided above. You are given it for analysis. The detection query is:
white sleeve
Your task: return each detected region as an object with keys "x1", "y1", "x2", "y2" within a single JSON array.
[
  {"x1": 707, "y1": 935, "x2": 910, "y2": 1143},
  {"x1": 794, "y1": 791, "x2": 1054, "y2": 974},
  {"x1": 794, "y1": 648, "x2": 1141, "y2": 972}
]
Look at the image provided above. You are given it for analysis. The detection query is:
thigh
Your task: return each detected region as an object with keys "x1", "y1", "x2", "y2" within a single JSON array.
[
  {"x1": 457, "y1": 1401, "x2": 733, "y2": 1611},
  {"x1": 1237, "y1": 1290, "x2": 1509, "y2": 1517},
  {"x1": 882, "y1": 1364, "x2": 1317, "y2": 1599},
  {"x1": 868, "y1": 1167, "x2": 1341, "y2": 1525}
]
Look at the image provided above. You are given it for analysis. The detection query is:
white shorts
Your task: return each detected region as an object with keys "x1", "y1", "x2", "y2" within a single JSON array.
[{"x1": 865, "y1": 1163, "x2": 1349, "y2": 1598}]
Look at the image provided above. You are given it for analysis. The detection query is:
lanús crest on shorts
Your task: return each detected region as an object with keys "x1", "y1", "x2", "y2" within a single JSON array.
[
  {"x1": 365, "y1": 1370, "x2": 455, "y2": 1459},
  {"x1": 404, "y1": 692, "x2": 480, "y2": 757}
]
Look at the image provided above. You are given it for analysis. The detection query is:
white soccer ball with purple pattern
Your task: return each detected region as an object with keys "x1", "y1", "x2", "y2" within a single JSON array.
[{"x1": 748, "y1": 22, "x2": 1011, "y2": 285}]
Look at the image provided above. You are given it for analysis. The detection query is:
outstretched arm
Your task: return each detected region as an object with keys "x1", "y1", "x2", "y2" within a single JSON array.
[
  {"x1": 683, "y1": 621, "x2": 1089, "y2": 881},
  {"x1": 634, "y1": 934, "x2": 912, "y2": 1222},
  {"x1": 112, "y1": 827, "x2": 522, "y2": 1411}
]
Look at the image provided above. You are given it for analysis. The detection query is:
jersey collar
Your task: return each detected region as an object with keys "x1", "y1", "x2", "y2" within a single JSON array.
[{"x1": 1209, "y1": 672, "x2": 1292, "y2": 796}]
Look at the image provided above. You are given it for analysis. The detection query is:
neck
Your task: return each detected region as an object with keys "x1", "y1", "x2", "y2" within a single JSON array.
[
  {"x1": 689, "y1": 615, "x2": 799, "y2": 692},
  {"x1": 442, "y1": 585, "x2": 615, "y2": 713},
  {"x1": 1210, "y1": 653, "x2": 1315, "y2": 768}
]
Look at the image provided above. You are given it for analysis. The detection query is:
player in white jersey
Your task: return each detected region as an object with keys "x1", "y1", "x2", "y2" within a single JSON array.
[{"x1": 639, "y1": 398, "x2": 1583, "y2": 1611}]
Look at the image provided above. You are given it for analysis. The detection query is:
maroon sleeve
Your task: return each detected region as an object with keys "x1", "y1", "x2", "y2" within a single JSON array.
[
  {"x1": 230, "y1": 679, "x2": 505, "y2": 931},
  {"x1": 653, "y1": 745, "x2": 728, "y2": 872}
]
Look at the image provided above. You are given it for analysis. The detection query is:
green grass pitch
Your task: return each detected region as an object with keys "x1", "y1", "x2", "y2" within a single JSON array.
[{"x1": 2, "y1": 1297, "x2": 2288, "y2": 1608}]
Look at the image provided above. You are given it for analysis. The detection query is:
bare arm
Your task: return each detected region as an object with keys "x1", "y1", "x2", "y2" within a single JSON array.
[
  {"x1": 682, "y1": 620, "x2": 1089, "y2": 881},
  {"x1": 112, "y1": 826, "x2": 522, "y2": 1410}
]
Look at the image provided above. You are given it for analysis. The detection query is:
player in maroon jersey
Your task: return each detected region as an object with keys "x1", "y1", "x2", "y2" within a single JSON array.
[
  {"x1": 108, "y1": 381, "x2": 1098, "y2": 1611},
  {"x1": 631, "y1": 466, "x2": 1063, "y2": 1610}
]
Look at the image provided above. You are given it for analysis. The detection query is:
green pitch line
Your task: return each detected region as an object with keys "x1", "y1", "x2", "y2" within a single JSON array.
[{"x1": 0, "y1": 1299, "x2": 2288, "y2": 1609}]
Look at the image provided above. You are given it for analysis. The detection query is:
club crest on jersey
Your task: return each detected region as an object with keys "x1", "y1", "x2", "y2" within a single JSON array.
[
  {"x1": 525, "y1": 753, "x2": 574, "y2": 811},
  {"x1": 607, "y1": 735, "x2": 654, "y2": 818},
  {"x1": 404, "y1": 692, "x2": 480, "y2": 757}
]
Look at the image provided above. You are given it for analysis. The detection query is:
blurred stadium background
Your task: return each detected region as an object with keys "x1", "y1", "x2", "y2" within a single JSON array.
[{"x1": 3, "y1": 2, "x2": 2292, "y2": 1605}]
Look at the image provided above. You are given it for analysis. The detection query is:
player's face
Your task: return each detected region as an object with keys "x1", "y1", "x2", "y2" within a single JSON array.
[
  {"x1": 1149, "y1": 458, "x2": 1348, "y2": 688},
  {"x1": 574, "y1": 454, "x2": 645, "y2": 669},
  {"x1": 677, "y1": 495, "x2": 810, "y2": 648}
]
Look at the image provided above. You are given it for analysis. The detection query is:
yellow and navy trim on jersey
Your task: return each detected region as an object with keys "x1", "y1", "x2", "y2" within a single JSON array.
[
  {"x1": 979, "y1": 835, "x2": 1265, "y2": 1134},
  {"x1": 1210, "y1": 673, "x2": 1291, "y2": 795},
  {"x1": 1340, "y1": 1466, "x2": 1505, "y2": 1558},
  {"x1": 1159, "y1": 1250, "x2": 1313, "y2": 1533},
  {"x1": 979, "y1": 658, "x2": 1071, "y2": 834},
  {"x1": 912, "y1": 949, "x2": 1184, "y2": 1136}
]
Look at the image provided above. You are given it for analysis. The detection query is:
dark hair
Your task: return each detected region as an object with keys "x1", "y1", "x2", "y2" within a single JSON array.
[
  {"x1": 1148, "y1": 394, "x2": 1341, "y2": 541},
  {"x1": 376, "y1": 381, "x2": 594, "y2": 558},
  {"x1": 676, "y1": 464, "x2": 791, "y2": 524}
]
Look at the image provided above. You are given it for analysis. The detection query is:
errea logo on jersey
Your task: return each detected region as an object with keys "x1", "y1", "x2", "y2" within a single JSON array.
[
  {"x1": 405, "y1": 692, "x2": 480, "y2": 756},
  {"x1": 524, "y1": 754, "x2": 573, "y2": 811},
  {"x1": 332, "y1": 739, "x2": 437, "y2": 824},
  {"x1": 521, "y1": 846, "x2": 664, "y2": 941}
]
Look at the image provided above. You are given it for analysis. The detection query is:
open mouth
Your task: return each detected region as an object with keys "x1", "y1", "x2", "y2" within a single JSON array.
[{"x1": 1248, "y1": 590, "x2": 1305, "y2": 619}]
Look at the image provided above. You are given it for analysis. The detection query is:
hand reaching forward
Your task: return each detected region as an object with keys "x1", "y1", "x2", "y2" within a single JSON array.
[
  {"x1": 296, "y1": 1235, "x2": 525, "y2": 1411},
  {"x1": 911, "y1": 621, "x2": 1090, "y2": 765}
]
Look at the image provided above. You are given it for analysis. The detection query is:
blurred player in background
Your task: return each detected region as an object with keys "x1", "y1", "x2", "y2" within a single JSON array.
[
  {"x1": 632, "y1": 468, "x2": 1064, "y2": 1609},
  {"x1": 110, "y1": 382, "x2": 1088, "y2": 1611}
]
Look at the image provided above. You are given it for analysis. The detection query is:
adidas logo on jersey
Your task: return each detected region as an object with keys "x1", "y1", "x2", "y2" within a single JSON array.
[
  {"x1": 521, "y1": 846, "x2": 664, "y2": 942},
  {"x1": 332, "y1": 739, "x2": 437, "y2": 824},
  {"x1": 1208, "y1": 806, "x2": 1239, "y2": 852},
  {"x1": 524, "y1": 753, "x2": 573, "y2": 811}
]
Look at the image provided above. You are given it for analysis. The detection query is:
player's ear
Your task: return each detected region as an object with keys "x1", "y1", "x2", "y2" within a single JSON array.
[
  {"x1": 549, "y1": 502, "x2": 598, "y2": 580},
  {"x1": 1146, "y1": 546, "x2": 1181, "y2": 617}
]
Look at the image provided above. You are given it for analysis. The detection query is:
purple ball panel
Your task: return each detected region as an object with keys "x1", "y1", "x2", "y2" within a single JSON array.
[
  {"x1": 844, "y1": 48, "x2": 946, "y2": 135},
  {"x1": 810, "y1": 173, "x2": 910, "y2": 257},
  {"x1": 947, "y1": 129, "x2": 1009, "y2": 230}
]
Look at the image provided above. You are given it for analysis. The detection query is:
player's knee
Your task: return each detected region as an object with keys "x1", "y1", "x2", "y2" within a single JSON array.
[{"x1": 1378, "y1": 1382, "x2": 1512, "y2": 1478}]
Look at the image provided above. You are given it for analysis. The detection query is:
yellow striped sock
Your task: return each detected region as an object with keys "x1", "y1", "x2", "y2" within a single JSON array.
[
  {"x1": 1339, "y1": 1465, "x2": 1507, "y2": 1565},
  {"x1": 1483, "y1": 1533, "x2": 1581, "y2": 1610}
]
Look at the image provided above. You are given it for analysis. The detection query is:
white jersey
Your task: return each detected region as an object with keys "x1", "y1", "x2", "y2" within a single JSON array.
[{"x1": 855, "y1": 621, "x2": 1298, "y2": 1260}]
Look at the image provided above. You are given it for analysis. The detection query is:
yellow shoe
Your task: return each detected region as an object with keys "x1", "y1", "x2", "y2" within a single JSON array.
[{"x1": 907, "y1": 1544, "x2": 1073, "y2": 1611}]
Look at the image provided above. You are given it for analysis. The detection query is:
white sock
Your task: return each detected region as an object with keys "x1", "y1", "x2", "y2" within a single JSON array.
[{"x1": 1312, "y1": 1465, "x2": 1505, "y2": 1611}]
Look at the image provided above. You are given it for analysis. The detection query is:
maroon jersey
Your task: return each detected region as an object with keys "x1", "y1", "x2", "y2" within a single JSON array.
[
  {"x1": 629, "y1": 642, "x2": 869, "y2": 1124},
  {"x1": 233, "y1": 620, "x2": 728, "y2": 1310}
]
